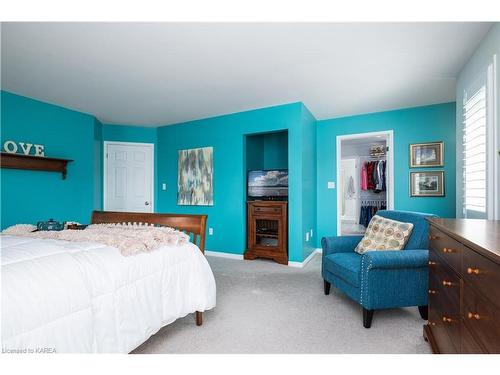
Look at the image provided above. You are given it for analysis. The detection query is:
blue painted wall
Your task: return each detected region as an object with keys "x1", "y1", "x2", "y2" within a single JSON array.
[
  {"x1": 301, "y1": 104, "x2": 317, "y2": 259},
  {"x1": 156, "y1": 103, "x2": 311, "y2": 262},
  {"x1": 316, "y1": 102, "x2": 456, "y2": 247},
  {"x1": 1, "y1": 91, "x2": 100, "y2": 228},
  {"x1": 246, "y1": 130, "x2": 288, "y2": 171},
  {"x1": 263, "y1": 131, "x2": 288, "y2": 170},
  {"x1": 1, "y1": 90, "x2": 456, "y2": 262}
]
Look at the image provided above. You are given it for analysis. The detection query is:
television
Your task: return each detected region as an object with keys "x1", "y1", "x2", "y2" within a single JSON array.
[{"x1": 247, "y1": 169, "x2": 288, "y2": 200}]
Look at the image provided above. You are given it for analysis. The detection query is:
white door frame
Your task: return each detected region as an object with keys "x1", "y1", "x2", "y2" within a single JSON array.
[
  {"x1": 103, "y1": 141, "x2": 155, "y2": 212},
  {"x1": 336, "y1": 130, "x2": 394, "y2": 236}
]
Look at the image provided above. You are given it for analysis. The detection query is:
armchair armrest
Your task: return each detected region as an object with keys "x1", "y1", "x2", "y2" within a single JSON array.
[
  {"x1": 362, "y1": 250, "x2": 429, "y2": 270},
  {"x1": 321, "y1": 235, "x2": 363, "y2": 256}
]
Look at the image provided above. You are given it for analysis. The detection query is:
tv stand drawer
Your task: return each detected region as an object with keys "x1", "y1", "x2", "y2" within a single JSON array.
[{"x1": 253, "y1": 205, "x2": 282, "y2": 215}]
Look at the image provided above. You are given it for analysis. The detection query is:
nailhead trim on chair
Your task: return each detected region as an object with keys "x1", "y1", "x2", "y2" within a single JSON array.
[
  {"x1": 360, "y1": 255, "x2": 365, "y2": 305},
  {"x1": 360, "y1": 254, "x2": 373, "y2": 308}
]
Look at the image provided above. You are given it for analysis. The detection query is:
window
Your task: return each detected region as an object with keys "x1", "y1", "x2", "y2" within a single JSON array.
[{"x1": 462, "y1": 78, "x2": 487, "y2": 218}]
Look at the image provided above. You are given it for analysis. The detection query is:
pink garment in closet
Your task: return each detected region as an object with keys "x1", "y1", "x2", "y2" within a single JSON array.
[{"x1": 360, "y1": 162, "x2": 368, "y2": 190}]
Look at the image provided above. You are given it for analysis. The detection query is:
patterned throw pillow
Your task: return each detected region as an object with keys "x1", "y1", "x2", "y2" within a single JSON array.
[{"x1": 354, "y1": 215, "x2": 414, "y2": 255}]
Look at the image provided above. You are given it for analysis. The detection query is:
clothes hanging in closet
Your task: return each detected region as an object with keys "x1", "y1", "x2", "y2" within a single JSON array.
[
  {"x1": 360, "y1": 163, "x2": 368, "y2": 190},
  {"x1": 359, "y1": 203, "x2": 387, "y2": 228},
  {"x1": 360, "y1": 160, "x2": 386, "y2": 193}
]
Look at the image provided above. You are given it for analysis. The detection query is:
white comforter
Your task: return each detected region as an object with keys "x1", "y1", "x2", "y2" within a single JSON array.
[{"x1": 1, "y1": 235, "x2": 216, "y2": 353}]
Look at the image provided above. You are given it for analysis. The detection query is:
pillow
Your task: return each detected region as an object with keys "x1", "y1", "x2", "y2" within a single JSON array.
[{"x1": 354, "y1": 215, "x2": 414, "y2": 255}]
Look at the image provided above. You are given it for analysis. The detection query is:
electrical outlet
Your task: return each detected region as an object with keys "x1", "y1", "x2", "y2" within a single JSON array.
[
  {"x1": 328, "y1": 181, "x2": 335, "y2": 189},
  {"x1": 306, "y1": 232, "x2": 310, "y2": 242},
  {"x1": 162, "y1": 183, "x2": 167, "y2": 191},
  {"x1": 209, "y1": 228, "x2": 213, "y2": 235}
]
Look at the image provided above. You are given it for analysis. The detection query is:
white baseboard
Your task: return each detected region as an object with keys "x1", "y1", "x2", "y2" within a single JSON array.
[
  {"x1": 288, "y1": 248, "x2": 322, "y2": 268},
  {"x1": 205, "y1": 248, "x2": 322, "y2": 267},
  {"x1": 205, "y1": 251, "x2": 244, "y2": 260}
]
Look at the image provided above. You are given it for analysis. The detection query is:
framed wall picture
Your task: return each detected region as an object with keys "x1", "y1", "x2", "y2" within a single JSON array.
[
  {"x1": 409, "y1": 141, "x2": 444, "y2": 167},
  {"x1": 410, "y1": 171, "x2": 445, "y2": 197},
  {"x1": 178, "y1": 146, "x2": 213, "y2": 205}
]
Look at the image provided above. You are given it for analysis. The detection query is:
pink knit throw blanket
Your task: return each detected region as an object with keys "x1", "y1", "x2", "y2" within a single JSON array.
[{"x1": 3, "y1": 223, "x2": 190, "y2": 256}]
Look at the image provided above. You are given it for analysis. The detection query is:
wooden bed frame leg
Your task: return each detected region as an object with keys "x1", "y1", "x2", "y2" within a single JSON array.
[{"x1": 195, "y1": 311, "x2": 203, "y2": 326}]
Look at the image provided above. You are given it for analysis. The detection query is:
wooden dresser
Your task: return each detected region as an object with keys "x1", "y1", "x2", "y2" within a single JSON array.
[
  {"x1": 244, "y1": 200, "x2": 288, "y2": 265},
  {"x1": 424, "y1": 218, "x2": 500, "y2": 354}
]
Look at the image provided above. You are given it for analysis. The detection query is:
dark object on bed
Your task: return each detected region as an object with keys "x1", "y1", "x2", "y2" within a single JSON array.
[
  {"x1": 67, "y1": 224, "x2": 88, "y2": 230},
  {"x1": 37, "y1": 218, "x2": 65, "y2": 231},
  {"x1": 90, "y1": 210, "x2": 209, "y2": 326}
]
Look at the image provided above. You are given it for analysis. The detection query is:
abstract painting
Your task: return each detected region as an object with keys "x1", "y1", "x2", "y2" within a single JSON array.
[{"x1": 178, "y1": 147, "x2": 213, "y2": 205}]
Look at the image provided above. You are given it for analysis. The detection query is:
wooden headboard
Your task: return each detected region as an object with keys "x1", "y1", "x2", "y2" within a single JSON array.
[{"x1": 90, "y1": 211, "x2": 208, "y2": 253}]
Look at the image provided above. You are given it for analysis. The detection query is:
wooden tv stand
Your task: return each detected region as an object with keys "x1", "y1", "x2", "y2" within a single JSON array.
[{"x1": 244, "y1": 200, "x2": 288, "y2": 265}]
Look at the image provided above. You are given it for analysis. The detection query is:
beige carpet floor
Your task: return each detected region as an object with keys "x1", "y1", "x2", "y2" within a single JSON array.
[{"x1": 133, "y1": 253, "x2": 431, "y2": 354}]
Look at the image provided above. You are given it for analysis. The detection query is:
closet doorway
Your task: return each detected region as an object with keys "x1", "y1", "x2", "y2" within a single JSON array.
[{"x1": 336, "y1": 131, "x2": 394, "y2": 236}]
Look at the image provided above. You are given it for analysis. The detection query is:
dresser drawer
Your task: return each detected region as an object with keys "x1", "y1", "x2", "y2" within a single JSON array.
[
  {"x1": 461, "y1": 324, "x2": 485, "y2": 354},
  {"x1": 428, "y1": 306, "x2": 460, "y2": 353},
  {"x1": 428, "y1": 251, "x2": 460, "y2": 309},
  {"x1": 462, "y1": 246, "x2": 500, "y2": 310},
  {"x1": 252, "y1": 205, "x2": 282, "y2": 215},
  {"x1": 429, "y1": 226, "x2": 462, "y2": 272},
  {"x1": 462, "y1": 282, "x2": 500, "y2": 353},
  {"x1": 428, "y1": 251, "x2": 461, "y2": 352}
]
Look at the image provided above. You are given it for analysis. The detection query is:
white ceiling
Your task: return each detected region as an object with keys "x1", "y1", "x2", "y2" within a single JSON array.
[{"x1": 1, "y1": 22, "x2": 492, "y2": 126}]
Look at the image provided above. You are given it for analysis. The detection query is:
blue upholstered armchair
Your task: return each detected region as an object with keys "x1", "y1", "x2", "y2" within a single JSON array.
[{"x1": 321, "y1": 210, "x2": 436, "y2": 328}]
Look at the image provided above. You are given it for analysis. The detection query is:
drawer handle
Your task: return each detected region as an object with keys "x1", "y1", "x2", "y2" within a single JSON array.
[
  {"x1": 442, "y1": 316, "x2": 452, "y2": 323},
  {"x1": 442, "y1": 247, "x2": 455, "y2": 254},
  {"x1": 428, "y1": 261, "x2": 437, "y2": 266},
  {"x1": 442, "y1": 280, "x2": 452, "y2": 287},
  {"x1": 428, "y1": 289, "x2": 436, "y2": 294},
  {"x1": 467, "y1": 312, "x2": 481, "y2": 320},
  {"x1": 429, "y1": 235, "x2": 438, "y2": 240},
  {"x1": 427, "y1": 321, "x2": 436, "y2": 326},
  {"x1": 467, "y1": 267, "x2": 480, "y2": 275}
]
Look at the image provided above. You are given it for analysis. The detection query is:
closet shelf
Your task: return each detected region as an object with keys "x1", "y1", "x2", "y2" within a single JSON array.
[{"x1": 0, "y1": 152, "x2": 73, "y2": 179}]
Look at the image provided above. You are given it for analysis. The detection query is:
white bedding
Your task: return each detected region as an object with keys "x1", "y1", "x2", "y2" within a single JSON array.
[{"x1": 1, "y1": 235, "x2": 216, "y2": 353}]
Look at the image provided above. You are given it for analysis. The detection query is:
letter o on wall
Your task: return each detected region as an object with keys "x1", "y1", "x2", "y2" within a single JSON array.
[{"x1": 3, "y1": 140, "x2": 18, "y2": 153}]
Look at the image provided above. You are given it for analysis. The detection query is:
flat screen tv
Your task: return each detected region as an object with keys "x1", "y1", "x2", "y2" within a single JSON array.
[{"x1": 247, "y1": 169, "x2": 288, "y2": 200}]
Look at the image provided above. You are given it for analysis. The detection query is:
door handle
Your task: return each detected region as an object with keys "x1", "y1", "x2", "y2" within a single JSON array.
[{"x1": 145, "y1": 201, "x2": 150, "y2": 206}]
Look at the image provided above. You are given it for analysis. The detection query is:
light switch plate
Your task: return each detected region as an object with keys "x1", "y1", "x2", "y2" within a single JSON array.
[
  {"x1": 310, "y1": 229, "x2": 313, "y2": 237},
  {"x1": 306, "y1": 232, "x2": 310, "y2": 242},
  {"x1": 327, "y1": 181, "x2": 335, "y2": 189},
  {"x1": 162, "y1": 183, "x2": 167, "y2": 191},
  {"x1": 209, "y1": 228, "x2": 213, "y2": 235}
]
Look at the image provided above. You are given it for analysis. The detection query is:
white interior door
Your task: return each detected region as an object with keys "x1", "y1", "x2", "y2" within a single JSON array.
[{"x1": 104, "y1": 142, "x2": 154, "y2": 213}]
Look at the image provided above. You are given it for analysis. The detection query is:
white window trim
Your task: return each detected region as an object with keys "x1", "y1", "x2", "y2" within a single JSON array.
[{"x1": 459, "y1": 54, "x2": 498, "y2": 220}]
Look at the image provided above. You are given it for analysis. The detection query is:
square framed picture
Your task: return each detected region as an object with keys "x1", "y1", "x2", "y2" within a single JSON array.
[
  {"x1": 410, "y1": 142, "x2": 444, "y2": 167},
  {"x1": 410, "y1": 171, "x2": 445, "y2": 197}
]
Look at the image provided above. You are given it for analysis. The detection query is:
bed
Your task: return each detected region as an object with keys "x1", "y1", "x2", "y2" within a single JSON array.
[{"x1": 1, "y1": 211, "x2": 216, "y2": 353}]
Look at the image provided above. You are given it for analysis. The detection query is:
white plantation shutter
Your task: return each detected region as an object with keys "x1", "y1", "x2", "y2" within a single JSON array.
[{"x1": 462, "y1": 68, "x2": 492, "y2": 219}]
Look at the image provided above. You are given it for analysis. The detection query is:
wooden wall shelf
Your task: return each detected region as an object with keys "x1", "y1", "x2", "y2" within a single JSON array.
[{"x1": 0, "y1": 152, "x2": 73, "y2": 179}]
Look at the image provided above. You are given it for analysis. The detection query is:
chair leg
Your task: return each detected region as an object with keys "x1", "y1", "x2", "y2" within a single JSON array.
[
  {"x1": 363, "y1": 308, "x2": 374, "y2": 328},
  {"x1": 324, "y1": 280, "x2": 331, "y2": 295},
  {"x1": 195, "y1": 311, "x2": 203, "y2": 326},
  {"x1": 418, "y1": 305, "x2": 428, "y2": 320}
]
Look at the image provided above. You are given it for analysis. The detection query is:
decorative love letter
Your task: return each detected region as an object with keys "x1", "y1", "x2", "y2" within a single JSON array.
[
  {"x1": 34, "y1": 144, "x2": 45, "y2": 157},
  {"x1": 19, "y1": 142, "x2": 34, "y2": 155},
  {"x1": 3, "y1": 141, "x2": 18, "y2": 154}
]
